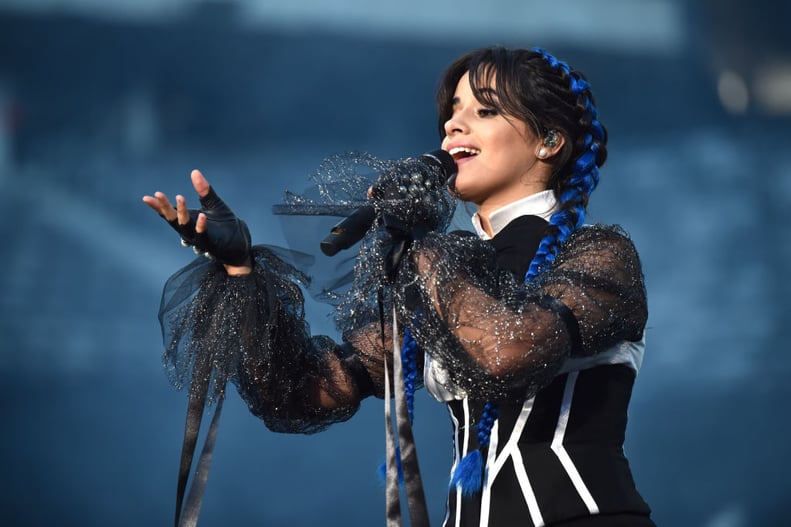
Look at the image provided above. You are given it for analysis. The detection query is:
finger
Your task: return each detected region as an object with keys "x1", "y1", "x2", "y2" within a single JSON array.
[
  {"x1": 195, "y1": 213, "x2": 207, "y2": 234},
  {"x1": 142, "y1": 192, "x2": 177, "y2": 221},
  {"x1": 176, "y1": 195, "x2": 190, "y2": 225},
  {"x1": 142, "y1": 195, "x2": 161, "y2": 213},
  {"x1": 191, "y1": 169, "x2": 211, "y2": 198}
]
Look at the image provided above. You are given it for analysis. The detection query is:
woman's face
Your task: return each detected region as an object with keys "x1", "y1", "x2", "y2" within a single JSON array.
[{"x1": 441, "y1": 72, "x2": 547, "y2": 212}]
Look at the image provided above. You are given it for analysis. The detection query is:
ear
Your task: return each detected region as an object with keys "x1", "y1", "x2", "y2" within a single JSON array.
[{"x1": 536, "y1": 130, "x2": 565, "y2": 160}]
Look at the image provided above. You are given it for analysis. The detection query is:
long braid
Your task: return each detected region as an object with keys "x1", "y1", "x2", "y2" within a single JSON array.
[
  {"x1": 525, "y1": 48, "x2": 607, "y2": 282},
  {"x1": 448, "y1": 47, "x2": 609, "y2": 497},
  {"x1": 401, "y1": 327, "x2": 419, "y2": 424},
  {"x1": 377, "y1": 328, "x2": 419, "y2": 485},
  {"x1": 449, "y1": 400, "x2": 499, "y2": 496}
]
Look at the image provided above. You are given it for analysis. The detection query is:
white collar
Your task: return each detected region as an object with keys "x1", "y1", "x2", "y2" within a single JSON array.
[{"x1": 471, "y1": 190, "x2": 558, "y2": 239}]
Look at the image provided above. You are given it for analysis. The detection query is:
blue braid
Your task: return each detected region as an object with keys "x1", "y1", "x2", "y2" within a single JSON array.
[
  {"x1": 523, "y1": 48, "x2": 605, "y2": 282},
  {"x1": 377, "y1": 327, "x2": 419, "y2": 485},
  {"x1": 533, "y1": 48, "x2": 571, "y2": 75},
  {"x1": 477, "y1": 401, "x2": 499, "y2": 447},
  {"x1": 401, "y1": 327, "x2": 419, "y2": 424}
]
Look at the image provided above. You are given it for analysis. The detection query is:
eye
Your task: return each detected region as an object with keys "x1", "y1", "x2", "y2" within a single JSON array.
[{"x1": 477, "y1": 107, "x2": 498, "y2": 117}]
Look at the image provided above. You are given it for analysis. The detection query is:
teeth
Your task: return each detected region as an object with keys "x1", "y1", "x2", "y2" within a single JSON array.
[{"x1": 449, "y1": 146, "x2": 480, "y2": 157}]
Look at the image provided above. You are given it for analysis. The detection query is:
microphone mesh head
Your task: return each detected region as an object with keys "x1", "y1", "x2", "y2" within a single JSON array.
[{"x1": 421, "y1": 149, "x2": 457, "y2": 183}]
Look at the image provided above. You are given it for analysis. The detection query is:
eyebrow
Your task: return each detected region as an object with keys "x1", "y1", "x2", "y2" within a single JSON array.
[
  {"x1": 451, "y1": 88, "x2": 498, "y2": 107},
  {"x1": 477, "y1": 87, "x2": 499, "y2": 102}
]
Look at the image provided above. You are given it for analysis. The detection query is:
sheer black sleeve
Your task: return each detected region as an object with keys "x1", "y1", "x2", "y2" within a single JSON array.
[
  {"x1": 397, "y1": 225, "x2": 647, "y2": 401},
  {"x1": 158, "y1": 245, "x2": 390, "y2": 434}
]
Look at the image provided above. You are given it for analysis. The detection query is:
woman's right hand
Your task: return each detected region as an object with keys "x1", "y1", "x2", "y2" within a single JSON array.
[{"x1": 143, "y1": 169, "x2": 253, "y2": 275}]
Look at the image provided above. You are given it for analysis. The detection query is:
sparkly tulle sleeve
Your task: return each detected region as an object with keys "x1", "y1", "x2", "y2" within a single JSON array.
[
  {"x1": 157, "y1": 151, "x2": 459, "y2": 434},
  {"x1": 158, "y1": 245, "x2": 390, "y2": 434},
  {"x1": 396, "y1": 225, "x2": 647, "y2": 401}
]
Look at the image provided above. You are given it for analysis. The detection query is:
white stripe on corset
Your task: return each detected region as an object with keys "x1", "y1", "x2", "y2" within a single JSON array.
[
  {"x1": 447, "y1": 398, "x2": 471, "y2": 527},
  {"x1": 559, "y1": 335, "x2": 645, "y2": 375},
  {"x1": 442, "y1": 405, "x2": 460, "y2": 527},
  {"x1": 511, "y1": 447, "x2": 545, "y2": 527},
  {"x1": 550, "y1": 371, "x2": 599, "y2": 514},
  {"x1": 480, "y1": 396, "x2": 543, "y2": 527},
  {"x1": 478, "y1": 419, "x2": 498, "y2": 527}
]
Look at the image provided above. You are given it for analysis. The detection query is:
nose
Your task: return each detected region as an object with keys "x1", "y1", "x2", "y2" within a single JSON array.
[{"x1": 443, "y1": 113, "x2": 467, "y2": 138}]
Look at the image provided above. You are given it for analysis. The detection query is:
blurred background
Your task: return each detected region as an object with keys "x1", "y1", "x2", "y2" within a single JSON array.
[{"x1": 1, "y1": 0, "x2": 790, "y2": 525}]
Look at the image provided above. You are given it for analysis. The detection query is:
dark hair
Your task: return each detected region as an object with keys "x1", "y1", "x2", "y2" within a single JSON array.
[{"x1": 436, "y1": 47, "x2": 608, "y2": 262}]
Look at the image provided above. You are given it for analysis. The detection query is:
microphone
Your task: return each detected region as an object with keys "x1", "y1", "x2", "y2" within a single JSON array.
[{"x1": 320, "y1": 149, "x2": 457, "y2": 256}]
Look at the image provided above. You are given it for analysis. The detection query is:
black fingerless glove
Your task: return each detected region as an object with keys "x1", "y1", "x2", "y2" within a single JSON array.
[{"x1": 167, "y1": 186, "x2": 252, "y2": 266}]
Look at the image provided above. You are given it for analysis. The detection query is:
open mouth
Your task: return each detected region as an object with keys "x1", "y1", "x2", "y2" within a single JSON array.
[{"x1": 448, "y1": 146, "x2": 480, "y2": 161}]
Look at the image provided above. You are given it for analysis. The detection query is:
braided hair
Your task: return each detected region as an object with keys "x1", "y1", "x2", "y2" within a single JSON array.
[
  {"x1": 432, "y1": 46, "x2": 609, "y2": 495},
  {"x1": 522, "y1": 48, "x2": 608, "y2": 280}
]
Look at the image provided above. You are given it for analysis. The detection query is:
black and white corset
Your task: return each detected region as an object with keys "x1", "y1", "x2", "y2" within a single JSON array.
[{"x1": 425, "y1": 338, "x2": 651, "y2": 527}]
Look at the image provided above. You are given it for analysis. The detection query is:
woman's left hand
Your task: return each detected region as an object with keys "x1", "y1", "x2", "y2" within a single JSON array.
[{"x1": 143, "y1": 169, "x2": 252, "y2": 274}]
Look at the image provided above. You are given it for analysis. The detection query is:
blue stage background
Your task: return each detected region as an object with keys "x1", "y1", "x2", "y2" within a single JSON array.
[{"x1": 1, "y1": 1, "x2": 789, "y2": 525}]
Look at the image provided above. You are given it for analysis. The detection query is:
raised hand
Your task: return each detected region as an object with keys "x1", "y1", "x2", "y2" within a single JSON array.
[{"x1": 143, "y1": 170, "x2": 252, "y2": 271}]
